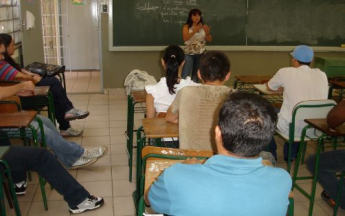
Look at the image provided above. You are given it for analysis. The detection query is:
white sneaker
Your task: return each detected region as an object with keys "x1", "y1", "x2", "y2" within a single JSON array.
[
  {"x1": 65, "y1": 108, "x2": 90, "y2": 121},
  {"x1": 69, "y1": 195, "x2": 104, "y2": 214},
  {"x1": 70, "y1": 157, "x2": 97, "y2": 169},
  {"x1": 60, "y1": 127, "x2": 83, "y2": 137},
  {"x1": 82, "y1": 146, "x2": 108, "y2": 160}
]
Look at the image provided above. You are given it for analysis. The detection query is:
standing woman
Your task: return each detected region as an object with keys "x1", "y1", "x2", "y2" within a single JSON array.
[
  {"x1": 0, "y1": 33, "x2": 89, "y2": 137},
  {"x1": 181, "y1": 9, "x2": 212, "y2": 82}
]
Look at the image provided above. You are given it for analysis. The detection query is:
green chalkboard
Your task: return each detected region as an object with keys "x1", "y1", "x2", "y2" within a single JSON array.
[{"x1": 112, "y1": 0, "x2": 345, "y2": 47}]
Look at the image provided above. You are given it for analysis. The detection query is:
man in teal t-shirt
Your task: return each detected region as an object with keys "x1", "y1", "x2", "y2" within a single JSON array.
[{"x1": 147, "y1": 92, "x2": 292, "y2": 216}]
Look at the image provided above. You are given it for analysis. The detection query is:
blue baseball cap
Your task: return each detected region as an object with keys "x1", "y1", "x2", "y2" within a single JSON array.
[{"x1": 290, "y1": 45, "x2": 314, "y2": 63}]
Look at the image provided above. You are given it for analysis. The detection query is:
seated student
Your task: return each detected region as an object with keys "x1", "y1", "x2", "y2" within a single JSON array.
[
  {"x1": 0, "y1": 34, "x2": 88, "y2": 137},
  {"x1": 0, "y1": 139, "x2": 104, "y2": 214},
  {"x1": 266, "y1": 45, "x2": 329, "y2": 161},
  {"x1": 147, "y1": 92, "x2": 292, "y2": 215},
  {"x1": 145, "y1": 45, "x2": 199, "y2": 118},
  {"x1": 306, "y1": 99, "x2": 345, "y2": 209},
  {"x1": 0, "y1": 83, "x2": 108, "y2": 193},
  {"x1": 165, "y1": 51, "x2": 232, "y2": 151}
]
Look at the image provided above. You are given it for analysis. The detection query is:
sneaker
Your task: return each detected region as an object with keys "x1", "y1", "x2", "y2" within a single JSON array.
[
  {"x1": 321, "y1": 190, "x2": 336, "y2": 207},
  {"x1": 69, "y1": 195, "x2": 104, "y2": 214},
  {"x1": 65, "y1": 108, "x2": 90, "y2": 121},
  {"x1": 60, "y1": 127, "x2": 84, "y2": 137},
  {"x1": 14, "y1": 180, "x2": 27, "y2": 195},
  {"x1": 82, "y1": 146, "x2": 108, "y2": 160},
  {"x1": 70, "y1": 157, "x2": 98, "y2": 170}
]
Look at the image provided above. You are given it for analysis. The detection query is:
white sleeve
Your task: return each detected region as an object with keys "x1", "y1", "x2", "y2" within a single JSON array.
[
  {"x1": 145, "y1": 85, "x2": 157, "y2": 99},
  {"x1": 268, "y1": 69, "x2": 284, "y2": 91}
]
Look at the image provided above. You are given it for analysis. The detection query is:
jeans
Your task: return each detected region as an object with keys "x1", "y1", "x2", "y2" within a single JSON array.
[
  {"x1": 306, "y1": 150, "x2": 345, "y2": 209},
  {"x1": 29, "y1": 115, "x2": 84, "y2": 168},
  {"x1": 36, "y1": 77, "x2": 73, "y2": 130},
  {"x1": 181, "y1": 54, "x2": 202, "y2": 82},
  {"x1": 3, "y1": 146, "x2": 89, "y2": 207}
]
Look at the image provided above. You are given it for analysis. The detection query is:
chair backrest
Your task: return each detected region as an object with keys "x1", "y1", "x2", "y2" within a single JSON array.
[
  {"x1": 0, "y1": 96, "x2": 22, "y2": 113},
  {"x1": 291, "y1": 99, "x2": 337, "y2": 137}
]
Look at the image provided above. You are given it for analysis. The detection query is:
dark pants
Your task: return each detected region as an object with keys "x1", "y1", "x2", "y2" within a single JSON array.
[
  {"x1": 306, "y1": 150, "x2": 345, "y2": 209},
  {"x1": 36, "y1": 77, "x2": 73, "y2": 130},
  {"x1": 268, "y1": 139, "x2": 299, "y2": 161},
  {"x1": 3, "y1": 146, "x2": 89, "y2": 207}
]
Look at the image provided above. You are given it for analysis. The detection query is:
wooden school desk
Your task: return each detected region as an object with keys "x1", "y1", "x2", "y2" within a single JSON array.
[
  {"x1": 254, "y1": 84, "x2": 283, "y2": 109},
  {"x1": 126, "y1": 90, "x2": 146, "y2": 182},
  {"x1": 233, "y1": 75, "x2": 272, "y2": 91},
  {"x1": 292, "y1": 118, "x2": 345, "y2": 216},
  {"x1": 134, "y1": 118, "x2": 179, "y2": 205},
  {"x1": 329, "y1": 80, "x2": 345, "y2": 102}
]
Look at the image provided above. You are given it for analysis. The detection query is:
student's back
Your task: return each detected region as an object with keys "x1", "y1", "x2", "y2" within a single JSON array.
[{"x1": 172, "y1": 85, "x2": 231, "y2": 151}]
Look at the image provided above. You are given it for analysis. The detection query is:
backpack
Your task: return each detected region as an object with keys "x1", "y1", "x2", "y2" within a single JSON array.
[{"x1": 124, "y1": 69, "x2": 157, "y2": 95}]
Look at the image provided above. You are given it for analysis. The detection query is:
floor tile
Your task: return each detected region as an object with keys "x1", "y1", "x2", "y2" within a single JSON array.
[
  {"x1": 113, "y1": 196, "x2": 135, "y2": 216},
  {"x1": 77, "y1": 167, "x2": 112, "y2": 182}
]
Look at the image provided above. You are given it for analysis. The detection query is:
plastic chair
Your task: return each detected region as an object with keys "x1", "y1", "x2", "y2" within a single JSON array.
[{"x1": 276, "y1": 99, "x2": 337, "y2": 173}]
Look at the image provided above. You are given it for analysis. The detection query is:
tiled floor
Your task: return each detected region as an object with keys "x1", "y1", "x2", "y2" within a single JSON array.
[
  {"x1": 5, "y1": 72, "x2": 345, "y2": 216},
  {"x1": 65, "y1": 71, "x2": 101, "y2": 93}
]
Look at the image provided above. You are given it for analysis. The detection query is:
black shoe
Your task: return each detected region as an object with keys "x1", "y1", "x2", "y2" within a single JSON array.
[
  {"x1": 14, "y1": 180, "x2": 27, "y2": 195},
  {"x1": 284, "y1": 157, "x2": 295, "y2": 162},
  {"x1": 321, "y1": 190, "x2": 336, "y2": 207}
]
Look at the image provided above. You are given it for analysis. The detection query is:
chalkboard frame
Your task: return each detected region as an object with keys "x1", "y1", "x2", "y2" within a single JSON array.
[{"x1": 107, "y1": 1, "x2": 345, "y2": 52}]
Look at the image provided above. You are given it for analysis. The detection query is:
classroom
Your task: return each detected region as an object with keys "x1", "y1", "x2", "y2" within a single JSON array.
[{"x1": 1, "y1": 0, "x2": 345, "y2": 215}]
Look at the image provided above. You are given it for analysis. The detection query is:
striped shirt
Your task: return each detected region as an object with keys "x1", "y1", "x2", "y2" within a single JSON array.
[{"x1": 0, "y1": 61, "x2": 19, "y2": 80}]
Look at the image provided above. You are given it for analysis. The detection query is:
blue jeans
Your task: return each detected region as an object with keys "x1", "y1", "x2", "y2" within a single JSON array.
[
  {"x1": 29, "y1": 115, "x2": 84, "y2": 168},
  {"x1": 306, "y1": 150, "x2": 345, "y2": 209},
  {"x1": 3, "y1": 146, "x2": 89, "y2": 207},
  {"x1": 181, "y1": 54, "x2": 202, "y2": 82}
]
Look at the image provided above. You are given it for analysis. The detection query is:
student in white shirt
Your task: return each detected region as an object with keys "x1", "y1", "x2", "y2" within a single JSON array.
[{"x1": 145, "y1": 45, "x2": 199, "y2": 118}]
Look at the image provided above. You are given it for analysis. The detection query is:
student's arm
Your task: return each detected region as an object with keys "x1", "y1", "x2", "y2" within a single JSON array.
[
  {"x1": 146, "y1": 93, "x2": 156, "y2": 118},
  {"x1": 21, "y1": 69, "x2": 36, "y2": 77},
  {"x1": 0, "y1": 82, "x2": 35, "y2": 99},
  {"x1": 327, "y1": 99, "x2": 345, "y2": 128},
  {"x1": 266, "y1": 70, "x2": 284, "y2": 92},
  {"x1": 266, "y1": 83, "x2": 284, "y2": 92},
  {"x1": 165, "y1": 105, "x2": 179, "y2": 124},
  {"x1": 15, "y1": 72, "x2": 41, "y2": 84}
]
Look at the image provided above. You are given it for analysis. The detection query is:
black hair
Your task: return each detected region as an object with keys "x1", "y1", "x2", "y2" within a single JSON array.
[
  {"x1": 0, "y1": 34, "x2": 21, "y2": 71},
  {"x1": 199, "y1": 51, "x2": 230, "y2": 82},
  {"x1": 186, "y1": 8, "x2": 203, "y2": 28},
  {"x1": 218, "y1": 92, "x2": 277, "y2": 157},
  {"x1": 163, "y1": 45, "x2": 185, "y2": 94},
  {"x1": 297, "y1": 60, "x2": 311, "y2": 66}
]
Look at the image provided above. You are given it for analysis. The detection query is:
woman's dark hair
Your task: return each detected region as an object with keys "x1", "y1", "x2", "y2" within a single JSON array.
[
  {"x1": 163, "y1": 45, "x2": 185, "y2": 94},
  {"x1": 186, "y1": 8, "x2": 203, "y2": 28},
  {"x1": 0, "y1": 33, "x2": 21, "y2": 71}
]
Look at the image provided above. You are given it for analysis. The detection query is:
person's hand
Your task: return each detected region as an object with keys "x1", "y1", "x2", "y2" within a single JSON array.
[
  {"x1": 203, "y1": 25, "x2": 211, "y2": 35},
  {"x1": 182, "y1": 157, "x2": 202, "y2": 165},
  {"x1": 32, "y1": 74, "x2": 42, "y2": 83},
  {"x1": 22, "y1": 81, "x2": 35, "y2": 91},
  {"x1": 194, "y1": 23, "x2": 203, "y2": 32},
  {"x1": 22, "y1": 69, "x2": 36, "y2": 77}
]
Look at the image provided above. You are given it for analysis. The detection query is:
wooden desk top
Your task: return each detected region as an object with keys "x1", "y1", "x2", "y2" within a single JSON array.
[
  {"x1": 235, "y1": 75, "x2": 272, "y2": 84},
  {"x1": 131, "y1": 90, "x2": 146, "y2": 103},
  {"x1": 254, "y1": 84, "x2": 283, "y2": 95},
  {"x1": 305, "y1": 118, "x2": 345, "y2": 137},
  {"x1": 0, "y1": 111, "x2": 37, "y2": 128},
  {"x1": 329, "y1": 80, "x2": 345, "y2": 88},
  {"x1": 142, "y1": 118, "x2": 179, "y2": 138}
]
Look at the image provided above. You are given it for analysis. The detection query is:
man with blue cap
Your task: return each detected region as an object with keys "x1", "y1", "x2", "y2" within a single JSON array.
[{"x1": 266, "y1": 45, "x2": 329, "y2": 161}]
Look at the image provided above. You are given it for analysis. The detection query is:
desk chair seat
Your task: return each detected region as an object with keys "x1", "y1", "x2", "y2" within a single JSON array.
[{"x1": 276, "y1": 99, "x2": 336, "y2": 173}]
